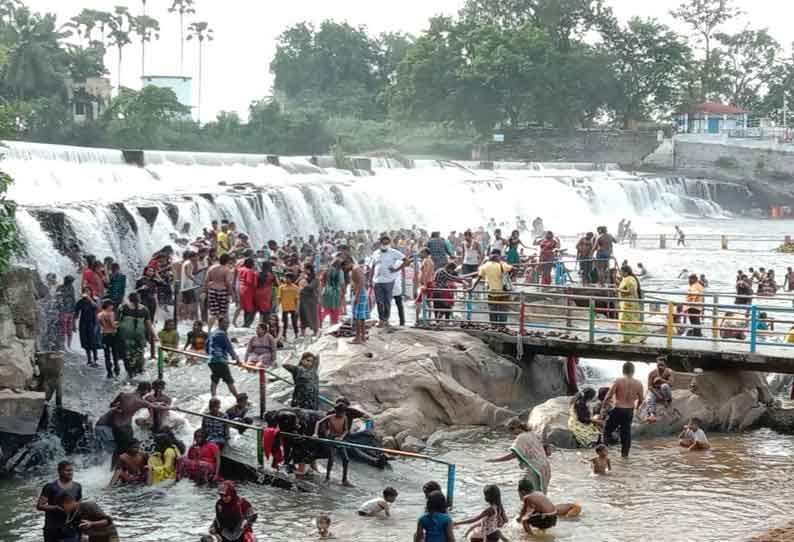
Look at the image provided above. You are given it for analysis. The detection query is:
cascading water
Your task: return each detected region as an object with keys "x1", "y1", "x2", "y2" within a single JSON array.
[{"x1": 3, "y1": 140, "x2": 730, "y2": 280}]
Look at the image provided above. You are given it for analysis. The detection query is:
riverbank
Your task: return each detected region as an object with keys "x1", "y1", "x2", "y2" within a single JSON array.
[{"x1": 752, "y1": 522, "x2": 794, "y2": 542}]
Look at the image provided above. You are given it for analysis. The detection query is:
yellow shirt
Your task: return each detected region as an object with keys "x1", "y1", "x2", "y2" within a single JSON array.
[
  {"x1": 279, "y1": 283, "x2": 300, "y2": 312},
  {"x1": 217, "y1": 231, "x2": 230, "y2": 252},
  {"x1": 478, "y1": 261, "x2": 512, "y2": 291},
  {"x1": 786, "y1": 329, "x2": 794, "y2": 343}
]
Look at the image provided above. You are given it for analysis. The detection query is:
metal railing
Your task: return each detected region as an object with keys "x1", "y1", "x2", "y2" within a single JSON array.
[
  {"x1": 416, "y1": 286, "x2": 794, "y2": 356},
  {"x1": 171, "y1": 407, "x2": 457, "y2": 506}
]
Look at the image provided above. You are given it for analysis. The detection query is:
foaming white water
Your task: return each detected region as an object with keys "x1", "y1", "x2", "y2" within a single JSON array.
[{"x1": 2, "y1": 141, "x2": 734, "y2": 277}]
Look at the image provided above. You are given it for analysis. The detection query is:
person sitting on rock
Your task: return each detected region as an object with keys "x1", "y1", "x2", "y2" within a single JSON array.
[
  {"x1": 643, "y1": 377, "x2": 671, "y2": 423},
  {"x1": 567, "y1": 388, "x2": 602, "y2": 448},
  {"x1": 679, "y1": 418, "x2": 710, "y2": 451}
]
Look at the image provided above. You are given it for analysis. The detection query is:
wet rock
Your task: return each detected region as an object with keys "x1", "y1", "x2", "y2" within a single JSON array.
[
  {"x1": 28, "y1": 209, "x2": 79, "y2": 256},
  {"x1": 528, "y1": 370, "x2": 773, "y2": 448},
  {"x1": 427, "y1": 426, "x2": 490, "y2": 447},
  {"x1": 0, "y1": 267, "x2": 40, "y2": 390},
  {"x1": 0, "y1": 389, "x2": 45, "y2": 435},
  {"x1": 309, "y1": 328, "x2": 564, "y2": 439},
  {"x1": 401, "y1": 436, "x2": 427, "y2": 453},
  {"x1": 136, "y1": 206, "x2": 159, "y2": 227},
  {"x1": 527, "y1": 396, "x2": 577, "y2": 449},
  {"x1": 163, "y1": 203, "x2": 179, "y2": 226},
  {"x1": 381, "y1": 436, "x2": 397, "y2": 450}
]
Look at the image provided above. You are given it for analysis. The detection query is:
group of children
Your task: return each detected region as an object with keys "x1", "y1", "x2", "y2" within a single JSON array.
[{"x1": 317, "y1": 477, "x2": 580, "y2": 541}]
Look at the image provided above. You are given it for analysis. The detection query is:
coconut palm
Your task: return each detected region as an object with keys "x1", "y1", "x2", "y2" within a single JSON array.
[
  {"x1": 133, "y1": 15, "x2": 159, "y2": 78},
  {"x1": 3, "y1": 6, "x2": 68, "y2": 99},
  {"x1": 187, "y1": 20, "x2": 213, "y2": 123},
  {"x1": 168, "y1": 0, "x2": 195, "y2": 75},
  {"x1": 107, "y1": 6, "x2": 133, "y2": 92}
]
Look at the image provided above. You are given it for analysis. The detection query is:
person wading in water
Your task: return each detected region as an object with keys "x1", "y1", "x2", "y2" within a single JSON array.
[{"x1": 600, "y1": 362, "x2": 643, "y2": 458}]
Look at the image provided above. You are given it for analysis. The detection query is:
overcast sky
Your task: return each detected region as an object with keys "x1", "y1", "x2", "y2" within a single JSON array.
[{"x1": 25, "y1": 0, "x2": 794, "y2": 121}]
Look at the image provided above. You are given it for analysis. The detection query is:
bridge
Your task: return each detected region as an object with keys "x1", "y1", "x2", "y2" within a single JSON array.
[{"x1": 416, "y1": 285, "x2": 794, "y2": 374}]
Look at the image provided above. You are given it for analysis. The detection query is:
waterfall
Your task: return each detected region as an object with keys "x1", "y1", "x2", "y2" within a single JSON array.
[{"x1": 2, "y1": 141, "x2": 730, "y2": 280}]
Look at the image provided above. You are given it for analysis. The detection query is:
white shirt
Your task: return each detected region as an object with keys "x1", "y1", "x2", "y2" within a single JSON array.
[
  {"x1": 693, "y1": 428, "x2": 709, "y2": 445},
  {"x1": 371, "y1": 248, "x2": 404, "y2": 284},
  {"x1": 358, "y1": 497, "x2": 388, "y2": 516},
  {"x1": 463, "y1": 241, "x2": 481, "y2": 266}
]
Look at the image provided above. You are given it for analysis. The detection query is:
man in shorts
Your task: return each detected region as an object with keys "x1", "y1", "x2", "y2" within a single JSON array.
[
  {"x1": 348, "y1": 258, "x2": 369, "y2": 344},
  {"x1": 206, "y1": 316, "x2": 241, "y2": 398}
]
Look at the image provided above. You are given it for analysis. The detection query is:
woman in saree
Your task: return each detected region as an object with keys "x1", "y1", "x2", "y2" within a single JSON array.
[{"x1": 617, "y1": 264, "x2": 645, "y2": 344}]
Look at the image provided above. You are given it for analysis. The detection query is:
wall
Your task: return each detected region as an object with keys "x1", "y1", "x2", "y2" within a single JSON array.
[
  {"x1": 674, "y1": 139, "x2": 794, "y2": 182},
  {"x1": 479, "y1": 128, "x2": 662, "y2": 165}
]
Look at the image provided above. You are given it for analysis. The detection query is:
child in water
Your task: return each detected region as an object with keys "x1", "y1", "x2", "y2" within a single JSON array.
[
  {"x1": 98, "y1": 299, "x2": 120, "y2": 378},
  {"x1": 245, "y1": 322, "x2": 277, "y2": 368},
  {"x1": 453, "y1": 484, "x2": 508, "y2": 542},
  {"x1": 158, "y1": 319, "x2": 180, "y2": 366},
  {"x1": 679, "y1": 418, "x2": 710, "y2": 451},
  {"x1": 358, "y1": 487, "x2": 398, "y2": 517},
  {"x1": 590, "y1": 444, "x2": 611, "y2": 474},
  {"x1": 316, "y1": 514, "x2": 333, "y2": 539},
  {"x1": 184, "y1": 320, "x2": 208, "y2": 364},
  {"x1": 415, "y1": 491, "x2": 453, "y2": 542},
  {"x1": 314, "y1": 403, "x2": 352, "y2": 487},
  {"x1": 517, "y1": 478, "x2": 557, "y2": 534}
]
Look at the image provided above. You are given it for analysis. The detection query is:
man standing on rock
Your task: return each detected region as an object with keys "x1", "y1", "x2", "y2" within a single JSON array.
[
  {"x1": 600, "y1": 362, "x2": 643, "y2": 458},
  {"x1": 369, "y1": 235, "x2": 406, "y2": 327},
  {"x1": 348, "y1": 258, "x2": 369, "y2": 344}
]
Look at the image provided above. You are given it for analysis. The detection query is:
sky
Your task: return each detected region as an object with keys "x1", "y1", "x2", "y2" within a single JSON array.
[{"x1": 24, "y1": 0, "x2": 794, "y2": 122}]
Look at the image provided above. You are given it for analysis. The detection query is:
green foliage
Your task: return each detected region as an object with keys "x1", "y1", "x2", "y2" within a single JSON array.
[
  {"x1": 713, "y1": 29, "x2": 780, "y2": 110},
  {"x1": 102, "y1": 86, "x2": 190, "y2": 148},
  {"x1": 0, "y1": 169, "x2": 23, "y2": 277},
  {"x1": 600, "y1": 17, "x2": 692, "y2": 127}
]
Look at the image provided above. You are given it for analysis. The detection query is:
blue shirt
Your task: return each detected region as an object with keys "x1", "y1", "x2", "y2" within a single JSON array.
[
  {"x1": 206, "y1": 329, "x2": 237, "y2": 364},
  {"x1": 419, "y1": 512, "x2": 452, "y2": 542}
]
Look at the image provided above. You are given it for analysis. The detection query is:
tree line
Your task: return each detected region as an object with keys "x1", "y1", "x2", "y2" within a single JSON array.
[{"x1": 1, "y1": 0, "x2": 793, "y2": 157}]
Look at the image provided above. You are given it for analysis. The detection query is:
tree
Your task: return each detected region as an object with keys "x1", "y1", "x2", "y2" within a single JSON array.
[
  {"x1": 601, "y1": 17, "x2": 691, "y2": 127},
  {"x1": 106, "y1": 6, "x2": 133, "y2": 92},
  {"x1": 186, "y1": 21, "x2": 212, "y2": 123},
  {"x1": 713, "y1": 28, "x2": 779, "y2": 110},
  {"x1": 102, "y1": 85, "x2": 189, "y2": 147},
  {"x1": 671, "y1": 0, "x2": 741, "y2": 98},
  {"x1": 133, "y1": 14, "x2": 160, "y2": 78},
  {"x1": 65, "y1": 43, "x2": 107, "y2": 82},
  {"x1": 2, "y1": 6, "x2": 68, "y2": 100},
  {"x1": 271, "y1": 20, "x2": 382, "y2": 118},
  {"x1": 168, "y1": 0, "x2": 195, "y2": 75},
  {"x1": 0, "y1": 169, "x2": 24, "y2": 277}
]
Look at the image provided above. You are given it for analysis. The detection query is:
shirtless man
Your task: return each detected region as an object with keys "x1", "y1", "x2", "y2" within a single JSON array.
[
  {"x1": 416, "y1": 248, "x2": 435, "y2": 321},
  {"x1": 109, "y1": 440, "x2": 148, "y2": 486},
  {"x1": 348, "y1": 258, "x2": 368, "y2": 344},
  {"x1": 203, "y1": 253, "x2": 233, "y2": 331},
  {"x1": 600, "y1": 362, "x2": 643, "y2": 457},
  {"x1": 314, "y1": 404, "x2": 352, "y2": 486},
  {"x1": 592, "y1": 226, "x2": 617, "y2": 286},
  {"x1": 576, "y1": 232, "x2": 594, "y2": 285},
  {"x1": 95, "y1": 382, "x2": 167, "y2": 461}
]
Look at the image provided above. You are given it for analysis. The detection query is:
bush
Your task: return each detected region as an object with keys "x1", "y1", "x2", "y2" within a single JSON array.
[{"x1": 0, "y1": 169, "x2": 24, "y2": 277}]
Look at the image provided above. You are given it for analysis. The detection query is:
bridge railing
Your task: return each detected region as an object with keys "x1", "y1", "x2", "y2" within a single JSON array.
[
  {"x1": 170, "y1": 407, "x2": 458, "y2": 506},
  {"x1": 417, "y1": 286, "x2": 794, "y2": 355},
  {"x1": 554, "y1": 233, "x2": 791, "y2": 251}
]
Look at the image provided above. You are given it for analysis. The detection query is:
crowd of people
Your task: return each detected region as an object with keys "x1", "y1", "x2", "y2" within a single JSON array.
[{"x1": 31, "y1": 211, "x2": 794, "y2": 541}]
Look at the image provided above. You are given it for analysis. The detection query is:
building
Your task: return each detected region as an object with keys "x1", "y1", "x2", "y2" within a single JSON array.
[
  {"x1": 140, "y1": 75, "x2": 193, "y2": 119},
  {"x1": 68, "y1": 77, "x2": 112, "y2": 124},
  {"x1": 676, "y1": 101, "x2": 748, "y2": 134}
]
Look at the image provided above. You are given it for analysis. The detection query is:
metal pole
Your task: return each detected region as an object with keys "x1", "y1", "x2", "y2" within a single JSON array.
[
  {"x1": 519, "y1": 296, "x2": 526, "y2": 336},
  {"x1": 412, "y1": 254, "x2": 419, "y2": 299},
  {"x1": 666, "y1": 302, "x2": 674, "y2": 348},
  {"x1": 750, "y1": 305, "x2": 758, "y2": 353},
  {"x1": 259, "y1": 369, "x2": 267, "y2": 421},
  {"x1": 157, "y1": 346, "x2": 164, "y2": 381},
  {"x1": 256, "y1": 427, "x2": 264, "y2": 468},
  {"x1": 588, "y1": 299, "x2": 595, "y2": 343},
  {"x1": 446, "y1": 463, "x2": 456, "y2": 508},
  {"x1": 712, "y1": 295, "x2": 719, "y2": 340}
]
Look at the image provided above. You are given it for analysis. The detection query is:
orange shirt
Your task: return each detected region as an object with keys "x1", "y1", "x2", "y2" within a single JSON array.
[
  {"x1": 279, "y1": 283, "x2": 300, "y2": 312},
  {"x1": 686, "y1": 282, "x2": 704, "y2": 309}
]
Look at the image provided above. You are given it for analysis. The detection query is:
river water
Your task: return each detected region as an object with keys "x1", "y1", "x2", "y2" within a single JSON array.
[{"x1": 2, "y1": 142, "x2": 793, "y2": 541}]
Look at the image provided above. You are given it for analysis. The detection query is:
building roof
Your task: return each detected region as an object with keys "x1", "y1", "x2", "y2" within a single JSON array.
[{"x1": 682, "y1": 101, "x2": 746, "y2": 115}]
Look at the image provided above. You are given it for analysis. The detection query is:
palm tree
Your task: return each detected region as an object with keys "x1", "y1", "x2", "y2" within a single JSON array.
[
  {"x1": 4, "y1": 6, "x2": 68, "y2": 99},
  {"x1": 187, "y1": 21, "x2": 213, "y2": 123},
  {"x1": 168, "y1": 0, "x2": 195, "y2": 75},
  {"x1": 133, "y1": 15, "x2": 159, "y2": 78},
  {"x1": 107, "y1": 6, "x2": 133, "y2": 93},
  {"x1": 62, "y1": 8, "x2": 103, "y2": 46}
]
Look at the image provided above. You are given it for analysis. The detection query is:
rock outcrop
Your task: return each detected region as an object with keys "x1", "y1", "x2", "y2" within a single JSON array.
[
  {"x1": 284, "y1": 328, "x2": 567, "y2": 440},
  {"x1": 528, "y1": 370, "x2": 772, "y2": 448},
  {"x1": 0, "y1": 266, "x2": 43, "y2": 390}
]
